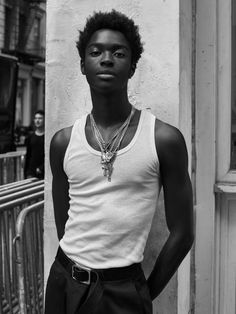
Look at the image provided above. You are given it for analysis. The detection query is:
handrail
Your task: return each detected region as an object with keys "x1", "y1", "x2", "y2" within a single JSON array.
[
  {"x1": 0, "y1": 180, "x2": 43, "y2": 197},
  {"x1": 14, "y1": 201, "x2": 44, "y2": 236},
  {"x1": 0, "y1": 185, "x2": 44, "y2": 206},
  {"x1": 0, "y1": 178, "x2": 38, "y2": 191},
  {"x1": 13, "y1": 201, "x2": 44, "y2": 314},
  {"x1": 0, "y1": 151, "x2": 26, "y2": 159},
  {"x1": 0, "y1": 191, "x2": 44, "y2": 212}
]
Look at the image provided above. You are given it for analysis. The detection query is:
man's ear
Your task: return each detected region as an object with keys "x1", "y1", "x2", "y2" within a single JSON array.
[
  {"x1": 80, "y1": 59, "x2": 85, "y2": 75},
  {"x1": 129, "y1": 64, "x2": 136, "y2": 78}
]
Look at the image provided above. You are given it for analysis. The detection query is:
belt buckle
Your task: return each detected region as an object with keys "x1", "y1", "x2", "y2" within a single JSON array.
[{"x1": 71, "y1": 264, "x2": 91, "y2": 285}]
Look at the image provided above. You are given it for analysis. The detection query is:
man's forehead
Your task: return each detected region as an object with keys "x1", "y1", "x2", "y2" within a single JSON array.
[{"x1": 87, "y1": 29, "x2": 130, "y2": 49}]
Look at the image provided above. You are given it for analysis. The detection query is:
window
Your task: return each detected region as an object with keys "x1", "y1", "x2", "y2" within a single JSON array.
[
  {"x1": 31, "y1": 78, "x2": 40, "y2": 120},
  {"x1": 32, "y1": 17, "x2": 41, "y2": 51},
  {"x1": 15, "y1": 79, "x2": 26, "y2": 127},
  {"x1": 4, "y1": 6, "x2": 12, "y2": 50},
  {"x1": 18, "y1": 13, "x2": 27, "y2": 50},
  {"x1": 231, "y1": 0, "x2": 236, "y2": 169}
]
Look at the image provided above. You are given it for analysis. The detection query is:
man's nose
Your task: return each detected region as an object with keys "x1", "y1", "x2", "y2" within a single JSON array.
[{"x1": 100, "y1": 52, "x2": 114, "y2": 66}]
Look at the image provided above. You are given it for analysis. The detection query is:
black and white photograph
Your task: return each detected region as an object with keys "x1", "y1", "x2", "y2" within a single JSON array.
[{"x1": 0, "y1": 1, "x2": 235, "y2": 314}]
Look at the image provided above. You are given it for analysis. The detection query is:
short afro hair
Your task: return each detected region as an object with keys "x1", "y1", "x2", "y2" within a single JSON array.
[
  {"x1": 76, "y1": 10, "x2": 144, "y2": 68},
  {"x1": 34, "y1": 110, "x2": 44, "y2": 116}
]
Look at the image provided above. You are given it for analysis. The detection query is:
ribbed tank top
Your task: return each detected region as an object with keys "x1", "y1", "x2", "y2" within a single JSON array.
[{"x1": 60, "y1": 109, "x2": 162, "y2": 269}]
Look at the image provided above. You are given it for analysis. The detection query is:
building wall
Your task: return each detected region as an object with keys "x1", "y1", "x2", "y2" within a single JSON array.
[
  {"x1": 45, "y1": 1, "x2": 189, "y2": 313},
  {"x1": 25, "y1": 3, "x2": 46, "y2": 57},
  {"x1": 0, "y1": 0, "x2": 4, "y2": 49},
  {"x1": 0, "y1": 1, "x2": 46, "y2": 132},
  {"x1": 194, "y1": 0, "x2": 236, "y2": 313}
]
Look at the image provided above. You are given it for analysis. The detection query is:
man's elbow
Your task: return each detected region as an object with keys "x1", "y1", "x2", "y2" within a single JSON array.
[
  {"x1": 182, "y1": 229, "x2": 195, "y2": 252},
  {"x1": 172, "y1": 227, "x2": 195, "y2": 253}
]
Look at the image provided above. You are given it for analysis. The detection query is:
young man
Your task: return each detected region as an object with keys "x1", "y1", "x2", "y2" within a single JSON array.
[
  {"x1": 24, "y1": 110, "x2": 45, "y2": 179},
  {"x1": 45, "y1": 10, "x2": 194, "y2": 314}
]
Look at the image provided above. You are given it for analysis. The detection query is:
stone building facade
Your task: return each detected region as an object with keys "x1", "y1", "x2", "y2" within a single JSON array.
[{"x1": 0, "y1": 0, "x2": 46, "y2": 149}]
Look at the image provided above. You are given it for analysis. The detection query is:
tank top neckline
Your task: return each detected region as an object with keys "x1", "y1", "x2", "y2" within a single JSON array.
[{"x1": 80, "y1": 109, "x2": 145, "y2": 156}]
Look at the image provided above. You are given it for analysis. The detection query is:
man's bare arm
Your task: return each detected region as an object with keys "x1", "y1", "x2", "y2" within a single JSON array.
[
  {"x1": 49, "y1": 127, "x2": 72, "y2": 240},
  {"x1": 147, "y1": 121, "x2": 194, "y2": 300}
]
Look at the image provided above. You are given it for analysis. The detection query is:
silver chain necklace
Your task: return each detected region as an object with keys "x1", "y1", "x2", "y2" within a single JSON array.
[{"x1": 90, "y1": 107, "x2": 135, "y2": 181}]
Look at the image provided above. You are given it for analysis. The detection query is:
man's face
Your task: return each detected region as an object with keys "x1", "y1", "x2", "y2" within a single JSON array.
[
  {"x1": 81, "y1": 29, "x2": 134, "y2": 93},
  {"x1": 34, "y1": 113, "x2": 44, "y2": 129}
]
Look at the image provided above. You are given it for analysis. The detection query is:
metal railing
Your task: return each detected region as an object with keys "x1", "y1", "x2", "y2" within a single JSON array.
[
  {"x1": 0, "y1": 179, "x2": 38, "y2": 193},
  {"x1": 0, "y1": 180, "x2": 42, "y2": 198},
  {"x1": 13, "y1": 201, "x2": 44, "y2": 314},
  {"x1": 0, "y1": 180, "x2": 44, "y2": 314},
  {"x1": 0, "y1": 152, "x2": 26, "y2": 185},
  {"x1": 0, "y1": 184, "x2": 45, "y2": 206}
]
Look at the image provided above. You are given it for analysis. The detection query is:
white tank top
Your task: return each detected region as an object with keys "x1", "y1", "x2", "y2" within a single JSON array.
[{"x1": 60, "y1": 110, "x2": 162, "y2": 269}]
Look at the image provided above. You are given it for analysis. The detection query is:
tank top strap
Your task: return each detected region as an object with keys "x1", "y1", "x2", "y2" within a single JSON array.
[{"x1": 63, "y1": 115, "x2": 87, "y2": 173}]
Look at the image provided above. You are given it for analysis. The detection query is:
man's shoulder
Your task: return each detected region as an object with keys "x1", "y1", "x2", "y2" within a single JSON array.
[
  {"x1": 50, "y1": 126, "x2": 73, "y2": 152},
  {"x1": 155, "y1": 118, "x2": 184, "y2": 143},
  {"x1": 25, "y1": 131, "x2": 34, "y2": 145},
  {"x1": 26, "y1": 130, "x2": 35, "y2": 139},
  {"x1": 154, "y1": 118, "x2": 187, "y2": 159}
]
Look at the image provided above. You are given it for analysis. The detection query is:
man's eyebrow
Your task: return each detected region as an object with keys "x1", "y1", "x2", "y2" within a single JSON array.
[{"x1": 87, "y1": 43, "x2": 129, "y2": 50}]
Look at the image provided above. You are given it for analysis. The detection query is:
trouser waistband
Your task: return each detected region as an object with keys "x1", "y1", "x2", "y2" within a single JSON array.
[
  {"x1": 56, "y1": 246, "x2": 142, "y2": 284},
  {"x1": 56, "y1": 246, "x2": 143, "y2": 314}
]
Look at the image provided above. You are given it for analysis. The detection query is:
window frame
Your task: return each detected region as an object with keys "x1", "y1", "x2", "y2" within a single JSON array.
[{"x1": 216, "y1": 0, "x2": 236, "y2": 183}]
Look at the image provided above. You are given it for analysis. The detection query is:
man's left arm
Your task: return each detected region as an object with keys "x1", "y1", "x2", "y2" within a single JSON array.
[{"x1": 147, "y1": 122, "x2": 194, "y2": 300}]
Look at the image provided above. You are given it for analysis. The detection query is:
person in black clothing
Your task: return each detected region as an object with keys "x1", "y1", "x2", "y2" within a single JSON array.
[{"x1": 24, "y1": 110, "x2": 45, "y2": 179}]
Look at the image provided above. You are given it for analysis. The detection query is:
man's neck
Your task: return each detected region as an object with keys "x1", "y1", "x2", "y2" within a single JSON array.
[
  {"x1": 35, "y1": 129, "x2": 44, "y2": 136},
  {"x1": 90, "y1": 89, "x2": 132, "y2": 128}
]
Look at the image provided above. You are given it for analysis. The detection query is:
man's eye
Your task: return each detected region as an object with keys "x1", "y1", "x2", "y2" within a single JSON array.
[
  {"x1": 90, "y1": 51, "x2": 101, "y2": 57},
  {"x1": 114, "y1": 52, "x2": 125, "y2": 58}
]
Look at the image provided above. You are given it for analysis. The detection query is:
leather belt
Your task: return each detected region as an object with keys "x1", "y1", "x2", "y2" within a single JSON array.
[
  {"x1": 56, "y1": 246, "x2": 142, "y2": 314},
  {"x1": 56, "y1": 246, "x2": 142, "y2": 283}
]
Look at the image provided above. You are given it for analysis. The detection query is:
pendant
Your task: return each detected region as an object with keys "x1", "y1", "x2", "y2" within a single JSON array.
[{"x1": 101, "y1": 152, "x2": 115, "y2": 181}]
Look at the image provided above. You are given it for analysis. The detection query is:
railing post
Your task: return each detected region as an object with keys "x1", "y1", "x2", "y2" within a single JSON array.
[
  {"x1": 0, "y1": 152, "x2": 26, "y2": 185},
  {"x1": 13, "y1": 235, "x2": 27, "y2": 314},
  {"x1": 0, "y1": 180, "x2": 44, "y2": 314},
  {"x1": 13, "y1": 201, "x2": 44, "y2": 314}
]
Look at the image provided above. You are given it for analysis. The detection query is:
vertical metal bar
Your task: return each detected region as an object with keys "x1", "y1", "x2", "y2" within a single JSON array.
[
  {"x1": 0, "y1": 159, "x2": 3, "y2": 185},
  {"x1": 7, "y1": 158, "x2": 12, "y2": 184},
  {"x1": 3, "y1": 210, "x2": 13, "y2": 313},
  {"x1": 37, "y1": 210, "x2": 42, "y2": 312},
  {"x1": 21, "y1": 155, "x2": 24, "y2": 181},
  {"x1": 0, "y1": 212, "x2": 4, "y2": 314},
  {"x1": 37, "y1": 208, "x2": 44, "y2": 312},
  {"x1": 28, "y1": 215, "x2": 36, "y2": 313},
  {"x1": 15, "y1": 156, "x2": 19, "y2": 182},
  {"x1": 14, "y1": 201, "x2": 44, "y2": 314},
  {"x1": 31, "y1": 214, "x2": 38, "y2": 313},
  {"x1": 18, "y1": 234, "x2": 27, "y2": 314},
  {"x1": 3, "y1": 157, "x2": 7, "y2": 185}
]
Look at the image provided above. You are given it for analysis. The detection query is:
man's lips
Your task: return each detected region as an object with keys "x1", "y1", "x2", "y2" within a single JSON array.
[
  {"x1": 96, "y1": 71, "x2": 115, "y2": 75},
  {"x1": 96, "y1": 71, "x2": 116, "y2": 78}
]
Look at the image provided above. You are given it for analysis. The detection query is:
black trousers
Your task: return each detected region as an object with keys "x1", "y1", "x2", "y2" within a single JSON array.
[{"x1": 44, "y1": 253, "x2": 153, "y2": 314}]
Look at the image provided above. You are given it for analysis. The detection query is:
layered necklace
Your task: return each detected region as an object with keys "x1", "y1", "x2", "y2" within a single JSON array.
[{"x1": 90, "y1": 106, "x2": 135, "y2": 181}]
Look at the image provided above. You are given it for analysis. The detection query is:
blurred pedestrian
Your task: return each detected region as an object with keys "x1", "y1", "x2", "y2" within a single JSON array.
[{"x1": 24, "y1": 110, "x2": 45, "y2": 179}]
